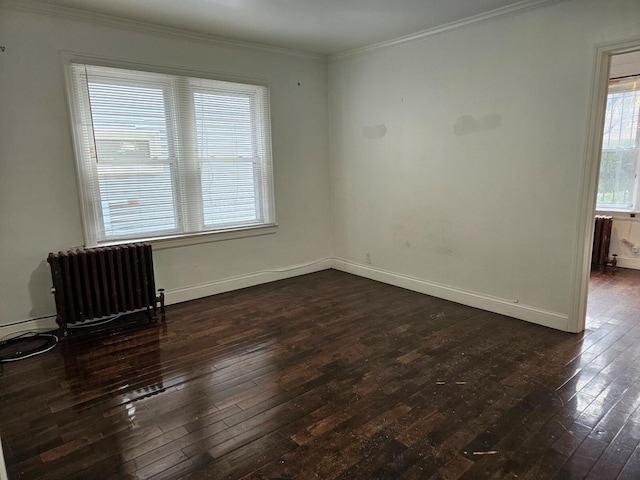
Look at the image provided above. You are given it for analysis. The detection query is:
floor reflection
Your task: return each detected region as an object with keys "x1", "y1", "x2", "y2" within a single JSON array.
[
  {"x1": 57, "y1": 315, "x2": 167, "y2": 477},
  {"x1": 61, "y1": 315, "x2": 166, "y2": 408},
  {"x1": 559, "y1": 268, "x2": 640, "y2": 443}
]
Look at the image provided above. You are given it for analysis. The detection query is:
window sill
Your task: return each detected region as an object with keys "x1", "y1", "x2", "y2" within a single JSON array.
[
  {"x1": 595, "y1": 210, "x2": 639, "y2": 219},
  {"x1": 95, "y1": 224, "x2": 278, "y2": 251}
]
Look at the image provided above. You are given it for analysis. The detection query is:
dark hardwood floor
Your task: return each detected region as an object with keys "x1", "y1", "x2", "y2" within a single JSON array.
[{"x1": 1, "y1": 268, "x2": 640, "y2": 479}]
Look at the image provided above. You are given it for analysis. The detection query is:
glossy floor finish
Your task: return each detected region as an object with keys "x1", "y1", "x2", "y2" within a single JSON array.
[{"x1": 1, "y1": 269, "x2": 640, "y2": 479}]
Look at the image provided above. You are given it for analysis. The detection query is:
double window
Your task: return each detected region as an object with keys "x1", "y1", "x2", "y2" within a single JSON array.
[
  {"x1": 67, "y1": 62, "x2": 275, "y2": 246},
  {"x1": 596, "y1": 76, "x2": 640, "y2": 211}
]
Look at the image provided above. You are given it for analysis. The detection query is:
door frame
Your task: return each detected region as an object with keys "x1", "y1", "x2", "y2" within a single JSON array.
[{"x1": 569, "y1": 36, "x2": 640, "y2": 333}]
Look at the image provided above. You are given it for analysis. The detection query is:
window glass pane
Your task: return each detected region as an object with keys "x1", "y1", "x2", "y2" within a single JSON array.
[
  {"x1": 201, "y1": 161, "x2": 258, "y2": 227},
  {"x1": 597, "y1": 149, "x2": 638, "y2": 208},
  {"x1": 194, "y1": 92, "x2": 253, "y2": 158},
  {"x1": 87, "y1": 80, "x2": 179, "y2": 238},
  {"x1": 597, "y1": 82, "x2": 640, "y2": 210},
  {"x1": 98, "y1": 163, "x2": 178, "y2": 238},
  {"x1": 88, "y1": 82, "x2": 171, "y2": 161},
  {"x1": 603, "y1": 90, "x2": 640, "y2": 150}
]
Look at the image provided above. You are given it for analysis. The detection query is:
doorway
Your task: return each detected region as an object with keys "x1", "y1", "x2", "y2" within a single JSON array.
[{"x1": 572, "y1": 40, "x2": 640, "y2": 333}]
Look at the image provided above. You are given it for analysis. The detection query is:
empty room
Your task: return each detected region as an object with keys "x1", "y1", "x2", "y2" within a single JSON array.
[{"x1": 1, "y1": 0, "x2": 640, "y2": 478}]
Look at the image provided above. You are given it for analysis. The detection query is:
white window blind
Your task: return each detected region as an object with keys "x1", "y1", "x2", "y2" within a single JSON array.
[
  {"x1": 67, "y1": 63, "x2": 275, "y2": 246},
  {"x1": 597, "y1": 76, "x2": 640, "y2": 210}
]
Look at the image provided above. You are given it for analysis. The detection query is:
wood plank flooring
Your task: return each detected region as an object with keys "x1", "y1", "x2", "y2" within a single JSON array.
[{"x1": 1, "y1": 268, "x2": 640, "y2": 479}]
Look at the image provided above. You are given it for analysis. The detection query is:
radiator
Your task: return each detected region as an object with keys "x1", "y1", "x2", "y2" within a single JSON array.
[
  {"x1": 592, "y1": 215, "x2": 613, "y2": 268},
  {"x1": 47, "y1": 243, "x2": 164, "y2": 336}
]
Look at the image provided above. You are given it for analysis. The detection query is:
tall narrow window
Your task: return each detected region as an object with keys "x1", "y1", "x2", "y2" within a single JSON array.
[
  {"x1": 67, "y1": 63, "x2": 275, "y2": 246},
  {"x1": 596, "y1": 77, "x2": 640, "y2": 210}
]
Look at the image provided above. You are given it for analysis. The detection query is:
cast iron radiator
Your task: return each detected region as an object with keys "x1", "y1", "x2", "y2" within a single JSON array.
[
  {"x1": 47, "y1": 243, "x2": 164, "y2": 336},
  {"x1": 592, "y1": 215, "x2": 614, "y2": 268}
]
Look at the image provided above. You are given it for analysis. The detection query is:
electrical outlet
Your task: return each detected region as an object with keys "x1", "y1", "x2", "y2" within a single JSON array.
[
  {"x1": 633, "y1": 246, "x2": 639, "y2": 254},
  {"x1": 365, "y1": 252, "x2": 371, "y2": 265}
]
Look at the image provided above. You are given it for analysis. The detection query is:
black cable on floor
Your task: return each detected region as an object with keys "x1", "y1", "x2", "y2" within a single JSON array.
[{"x1": 0, "y1": 332, "x2": 59, "y2": 363}]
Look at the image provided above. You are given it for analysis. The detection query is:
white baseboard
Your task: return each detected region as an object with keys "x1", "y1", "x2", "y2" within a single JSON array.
[
  {"x1": 331, "y1": 258, "x2": 569, "y2": 331},
  {"x1": 0, "y1": 316, "x2": 58, "y2": 339},
  {"x1": 613, "y1": 257, "x2": 640, "y2": 270},
  {"x1": 1, "y1": 256, "x2": 570, "y2": 337},
  {"x1": 164, "y1": 258, "x2": 333, "y2": 305},
  {"x1": 0, "y1": 259, "x2": 333, "y2": 338}
]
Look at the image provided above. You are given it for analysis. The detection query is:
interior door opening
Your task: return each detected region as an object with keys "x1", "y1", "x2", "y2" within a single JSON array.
[{"x1": 585, "y1": 49, "x2": 640, "y2": 330}]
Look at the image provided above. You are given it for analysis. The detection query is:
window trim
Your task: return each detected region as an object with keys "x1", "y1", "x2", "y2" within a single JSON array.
[
  {"x1": 106, "y1": 224, "x2": 279, "y2": 251},
  {"x1": 61, "y1": 52, "x2": 277, "y2": 248},
  {"x1": 596, "y1": 77, "x2": 640, "y2": 212}
]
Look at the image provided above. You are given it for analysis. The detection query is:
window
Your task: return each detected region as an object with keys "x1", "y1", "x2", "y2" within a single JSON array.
[
  {"x1": 67, "y1": 62, "x2": 275, "y2": 246},
  {"x1": 596, "y1": 76, "x2": 640, "y2": 210}
]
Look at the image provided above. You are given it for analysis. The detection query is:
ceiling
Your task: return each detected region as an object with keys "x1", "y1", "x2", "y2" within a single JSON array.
[{"x1": 28, "y1": 0, "x2": 555, "y2": 55}]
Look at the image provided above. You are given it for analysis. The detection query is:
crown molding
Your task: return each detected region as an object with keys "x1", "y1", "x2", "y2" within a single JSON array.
[
  {"x1": 330, "y1": 0, "x2": 564, "y2": 60},
  {"x1": 0, "y1": 0, "x2": 565, "y2": 62},
  {"x1": 0, "y1": 0, "x2": 325, "y2": 61}
]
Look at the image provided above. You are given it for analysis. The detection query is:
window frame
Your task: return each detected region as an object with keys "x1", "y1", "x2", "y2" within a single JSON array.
[
  {"x1": 62, "y1": 54, "x2": 277, "y2": 248},
  {"x1": 596, "y1": 77, "x2": 640, "y2": 213}
]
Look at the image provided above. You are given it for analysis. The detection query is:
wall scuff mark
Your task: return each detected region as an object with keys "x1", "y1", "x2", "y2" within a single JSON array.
[
  {"x1": 453, "y1": 114, "x2": 501, "y2": 136},
  {"x1": 362, "y1": 124, "x2": 387, "y2": 139}
]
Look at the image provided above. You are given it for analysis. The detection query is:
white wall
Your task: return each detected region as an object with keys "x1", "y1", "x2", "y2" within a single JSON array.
[
  {"x1": 608, "y1": 216, "x2": 640, "y2": 268},
  {"x1": 3, "y1": 0, "x2": 640, "y2": 336},
  {"x1": 328, "y1": 0, "x2": 640, "y2": 330},
  {"x1": 0, "y1": 8, "x2": 332, "y2": 332}
]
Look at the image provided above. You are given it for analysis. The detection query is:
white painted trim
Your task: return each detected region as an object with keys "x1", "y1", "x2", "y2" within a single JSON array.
[
  {"x1": 60, "y1": 51, "x2": 273, "y2": 88},
  {"x1": 0, "y1": 259, "x2": 333, "y2": 337},
  {"x1": 73, "y1": 224, "x2": 278, "y2": 252},
  {"x1": 0, "y1": 437, "x2": 8, "y2": 480},
  {"x1": 165, "y1": 259, "x2": 333, "y2": 304},
  {"x1": 330, "y1": 0, "x2": 563, "y2": 60},
  {"x1": 0, "y1": 316, "x2": 58, "y2": 340},
  {"x1": 570, "y1": 36, "x2": 640, "y2": 334},
  {"x1": 0, "y1": 0, "x2": 324, "y2": 60},
  {"x1": 1, "y1": 0, "x2": 563, "y2": 60},
  {"x1": 148, "y1": 225, "x2": 278, "y2": 251},
  {"x1": 331, "y1": 258, "x2": 569, "y2": 332},
  {"x1": 1, "y1": 256, "x2": 572, "y2": 337}
]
